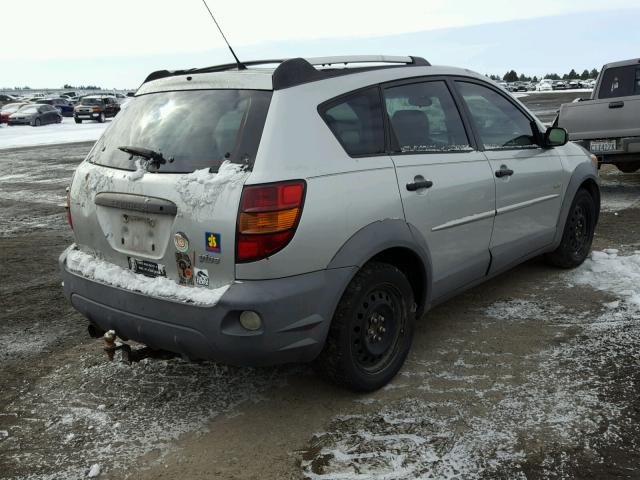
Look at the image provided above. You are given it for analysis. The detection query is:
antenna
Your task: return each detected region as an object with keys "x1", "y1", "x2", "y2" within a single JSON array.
[{"x1": 201, "y1": 0, "x2": 246, "y2": 70}]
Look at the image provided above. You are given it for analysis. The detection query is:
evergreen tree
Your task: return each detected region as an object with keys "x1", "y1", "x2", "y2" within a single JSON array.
[
  {"x1": 580, "y1": 70, "x2": 589, "y2": 80},
  {"x1": 503, "y1": 70, "x2": 518, "y2": 82},
  {"x1": 589, "y1": 68, "x2": 599, "y2": 79}
]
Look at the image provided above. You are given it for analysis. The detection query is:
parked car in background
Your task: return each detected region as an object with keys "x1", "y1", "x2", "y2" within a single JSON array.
[
  {"x1": 568, "y1": 80, "x2": 580, "y2": 89},
  {"x1": 61, "y1": 91, "x2": 80, "y2": 99},
  {"x1": 73, "y1": 95, "x2": 120, "y2": 123},
  {"x1": 537, "y1": 80, "x2": 553, "y2": 91},
  {"x1": 8, "y1": 103, "x2": 62, "y2": 126},
  {"x1": 553, "y1": 81, "x2": 568, "y2": 90},
  {"x1": 36, "y1": 97, "x2": 75, "y2": 116},
  {"x1": 558, "y1": 58, "x2": 640, "y2": 173},
  {"x1": 60, "y1": 55, "x2": 600, "y2": 391},
  {"x1": 109, "y1": 92, "x2": 127, "y2": 104},
  {"x1": 0, "y1": 102, "x2": 28, "y2": 123},
  {"x1": 0, "y1": 94, "x2": 19, "y2": 107}
]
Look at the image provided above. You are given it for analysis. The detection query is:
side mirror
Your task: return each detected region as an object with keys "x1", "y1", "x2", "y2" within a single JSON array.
[{"x1": 543, "y1": 126, "x2": 568, "y2": 147}]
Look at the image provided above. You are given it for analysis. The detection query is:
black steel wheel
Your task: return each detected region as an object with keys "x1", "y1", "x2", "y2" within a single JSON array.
[
  {"x1": 313, "y1": 261, "x2": 415, "y2": 392},
  {"x1": 546, "y1": 189, "x2": 597, "y2": 268}
]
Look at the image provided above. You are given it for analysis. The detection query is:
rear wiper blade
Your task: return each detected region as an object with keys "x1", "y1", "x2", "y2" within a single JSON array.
[{"x1": 118, "y1": 146, "x2": 173, "y2": 168}]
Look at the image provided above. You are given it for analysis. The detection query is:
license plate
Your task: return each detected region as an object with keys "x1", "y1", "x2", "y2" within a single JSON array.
[
  {"x1": 128, "y1": 257, "x2": 166, "y2": 278},
  {"x1": 590, "y1": 139, "x2": 617, "y2": 152}
]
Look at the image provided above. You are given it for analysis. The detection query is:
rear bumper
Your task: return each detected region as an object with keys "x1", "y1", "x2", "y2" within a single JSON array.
[
  {"x1": 59, "y1": 247, "x2": 355, "y2": 366},
  {"x1": 74, "y1": 112, "x2": 102, "y2": 120},
  {"x1": 576, "y1": 137, "x2": 640, "y2": 163}
]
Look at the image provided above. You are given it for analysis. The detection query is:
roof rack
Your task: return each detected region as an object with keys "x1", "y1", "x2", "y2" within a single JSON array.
[
  {"x1": 273, "y1": 56, "x2": 430, "y2": 90},
  {"x1": 142, "y1": 55, "x2": 430, "y2": 90}
]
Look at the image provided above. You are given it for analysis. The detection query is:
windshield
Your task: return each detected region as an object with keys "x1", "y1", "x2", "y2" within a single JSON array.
[{"x1": 89, "y1": 89, "x2": 272, "y2": 173}]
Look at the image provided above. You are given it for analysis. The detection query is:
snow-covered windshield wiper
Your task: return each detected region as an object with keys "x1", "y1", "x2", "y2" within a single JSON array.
[{"x1": 118, "y1": 146, "x2": 173, "y2": 169}]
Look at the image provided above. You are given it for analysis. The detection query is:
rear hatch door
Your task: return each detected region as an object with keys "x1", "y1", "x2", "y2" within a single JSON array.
[{"x1": 69, "y1": 88, "x2": 272, "y2": 291}]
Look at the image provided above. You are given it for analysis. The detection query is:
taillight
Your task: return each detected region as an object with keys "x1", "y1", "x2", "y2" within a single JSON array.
[
  {"x1": 236, "y1": 181, "x2": 306, "y2": 263},
  {"x1": 65, "y1": 186, "x2": 73, "y2": 229}
]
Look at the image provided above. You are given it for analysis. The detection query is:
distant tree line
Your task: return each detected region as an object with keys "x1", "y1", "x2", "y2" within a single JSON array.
[
  {"x1": 63, "y1": 84, "x2": 102, "y2": 90},
  {"x1": 487, "y1": 68, "x2": 600, "y2": 83}
]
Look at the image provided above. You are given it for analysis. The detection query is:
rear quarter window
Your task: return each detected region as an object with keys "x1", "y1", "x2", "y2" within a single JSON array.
[{"x1": 320, "y1": 87, "x2": 385, "y2": 157}]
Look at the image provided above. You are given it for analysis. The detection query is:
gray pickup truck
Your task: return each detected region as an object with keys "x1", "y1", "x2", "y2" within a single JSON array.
[{"x1": 558, "y1": 58, "x2": 640, "y2": 173}]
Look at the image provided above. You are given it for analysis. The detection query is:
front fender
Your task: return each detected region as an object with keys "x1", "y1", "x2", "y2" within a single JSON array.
[{"x1": 552, "y1": 161, "x2": 600, "y2": 249}]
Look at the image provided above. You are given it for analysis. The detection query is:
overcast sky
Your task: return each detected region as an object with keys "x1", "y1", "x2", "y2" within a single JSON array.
[{"x1": 2, "y1": 0, "x2": 638, "y2": 88}]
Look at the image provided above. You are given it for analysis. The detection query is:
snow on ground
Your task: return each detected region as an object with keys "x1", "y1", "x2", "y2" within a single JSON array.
[
  {"x1": 301, "y1": 252, "x2": 640, "y2": 479},
  {"x1": 0, "y1": 117, "x2": 108, "y2": 150},
  {"x1": 513, "y1": 88, "x2": 593, "y2": 99},
  {"x1": 571, "y1": 249, "x2": 640, "y2": 306},
  {"x1": 1, "y1": 354, "x2": 295, "y2": 480}
]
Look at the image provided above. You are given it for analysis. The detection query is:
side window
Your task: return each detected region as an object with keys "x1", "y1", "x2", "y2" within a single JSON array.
[
  {"x1": 384, "y1": 81, "x2": 470, "y2": 153},
  {"x1": 598, "y1": 65, "x2": 640, "y2": 99},
  {"x1": 321, "y1": 87, "x2": 385, "y2": 156},
  {"x1": 456, "y1": 81, "x2": 537, "y2": 150}
]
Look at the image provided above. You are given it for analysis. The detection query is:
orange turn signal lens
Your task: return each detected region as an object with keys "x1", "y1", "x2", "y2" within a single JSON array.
[{"x1": 239, "y1": 208, "x2": 299, "y2": 234}]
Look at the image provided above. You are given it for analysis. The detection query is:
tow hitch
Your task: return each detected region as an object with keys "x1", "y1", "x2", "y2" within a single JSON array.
[
  {"x1": 103, "y1": 330, "x2": 132, "y2": 362},
  {"x1": 102, "y1": 329, "x2": 178, "y2": 363}
]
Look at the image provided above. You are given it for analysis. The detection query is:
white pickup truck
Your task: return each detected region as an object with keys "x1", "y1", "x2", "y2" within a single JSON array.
[{"x1": 558, "y1": 58, "x2": 640, "y2": 173}]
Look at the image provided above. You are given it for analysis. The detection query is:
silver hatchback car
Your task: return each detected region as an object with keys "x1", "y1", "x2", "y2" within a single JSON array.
[{"x1": 60, "y1": 55, "x2": 600, "y2": 391}]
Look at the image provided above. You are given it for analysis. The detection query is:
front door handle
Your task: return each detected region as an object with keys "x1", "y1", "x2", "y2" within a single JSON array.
[
  {"x1": 609, "y1": 101, "x2": 624, "y2": 109},
  {"x1": 406, "y1": 180, "x2": 433, "y2": 191},
  {"x1": 495, "y1": 166, "x2": 514, "y2": 178}
]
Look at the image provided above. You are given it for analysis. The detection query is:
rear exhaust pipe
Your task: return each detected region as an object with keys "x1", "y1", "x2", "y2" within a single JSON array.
[{"x1": 88, "y1": 324, "x2": 106, "y2": 338}]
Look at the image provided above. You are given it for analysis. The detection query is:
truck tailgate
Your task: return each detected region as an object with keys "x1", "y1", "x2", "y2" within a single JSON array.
[{"x1": 559, "y1": 96, "x2": 640, "y2": 140}]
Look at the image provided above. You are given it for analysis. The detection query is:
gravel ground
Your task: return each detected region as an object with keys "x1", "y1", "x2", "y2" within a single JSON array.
[{"x1": 1, "y1": 92, "x2": 639, "y2": 479}]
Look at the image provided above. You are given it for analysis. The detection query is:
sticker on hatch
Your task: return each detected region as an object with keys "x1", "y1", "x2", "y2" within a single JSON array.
[
  {"x1": 205, "y1": 232, "x2": 221, "y2": 253},
  {"x1": 194, "y1": 268, "x2": 210, "y2": 287},
  {"x1": 176, "y1": 252, "x2": 194, "y2": 286},
  {"x1": 128, "y1": 257, "x2": 166, "y2": 278}
]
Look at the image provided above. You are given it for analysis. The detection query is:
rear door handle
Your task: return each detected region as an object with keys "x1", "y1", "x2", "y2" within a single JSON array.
[
  {"x1": 609, "y1": 101, "x2": 624, "y2": 109},
  {"x1": 406, "y1": 180, "x2": 433, "y2": 191},
  {"x1": 495, "y1": 166, "x2": 514, "y2": 178}
]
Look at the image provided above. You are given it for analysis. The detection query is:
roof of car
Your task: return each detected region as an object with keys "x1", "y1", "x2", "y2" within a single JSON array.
[
  {"x1": 137, "y1": 56, "x2": 491, "y2": 97},
  {"x1": 601, "y1": 58, "x2": 640, "y2": 70}
]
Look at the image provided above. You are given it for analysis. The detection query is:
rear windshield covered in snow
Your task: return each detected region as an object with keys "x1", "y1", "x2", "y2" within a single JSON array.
[{"x1": 88, "y1": 89, "x2": 272, "y2": 173}]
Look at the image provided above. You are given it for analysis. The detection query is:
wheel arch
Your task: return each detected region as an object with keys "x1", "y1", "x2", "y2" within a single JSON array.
[
  {"x1": 552, "y1": 162, "x2": 600, "y2": 250},
  {"x1": 327, "y1": 219, "x2": 433, "y2": 317}
]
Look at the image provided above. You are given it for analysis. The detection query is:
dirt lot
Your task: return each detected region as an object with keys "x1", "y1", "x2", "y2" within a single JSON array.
[{"x1": 1, "y1": 93, "x2": 640, "y2": 479}]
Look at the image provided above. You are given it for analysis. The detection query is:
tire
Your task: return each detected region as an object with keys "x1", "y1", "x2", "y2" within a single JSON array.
[
  {"x1": 33, "y1": 118, "x2": 41, "y2": 127},
  {"x1": 97, "y1": 112, "x2": 105, "y2": 123},
  {"x1": 545, "y1": 189, "x2": 596, "y2": 269},
  {"x1": 615, "y1": 162, "x2": 640, "y2": 173},
  {"x1": 75, "y1": 118, "x2": 82, "y2": 124},
  {"x1": 313, "y1": 261, "x2": 415, "y2": 392}
]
